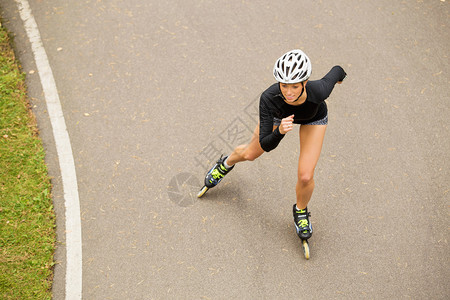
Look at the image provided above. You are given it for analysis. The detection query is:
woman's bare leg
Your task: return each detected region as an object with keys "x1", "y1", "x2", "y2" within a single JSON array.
[
  {"x1": 295, "y1": 124, "x2": 327, "y2": 209},
  {"x1": 226, "y1": 123, "x2": 276, "y2": 166}
]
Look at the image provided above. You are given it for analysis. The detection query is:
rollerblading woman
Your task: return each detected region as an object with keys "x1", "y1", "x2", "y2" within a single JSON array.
[{"x1": 198, "y1": 49, "x2": 346, "y2": 259}]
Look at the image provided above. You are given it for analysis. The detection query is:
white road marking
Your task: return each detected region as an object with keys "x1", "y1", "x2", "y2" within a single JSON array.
[{"x1": 15, "y1": 1, "x2": 82, "y2": 299}]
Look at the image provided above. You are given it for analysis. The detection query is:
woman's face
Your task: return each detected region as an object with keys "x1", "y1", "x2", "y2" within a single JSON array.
[{"x1": 280, "y1": 81, "x2": 307, "y2": 104}]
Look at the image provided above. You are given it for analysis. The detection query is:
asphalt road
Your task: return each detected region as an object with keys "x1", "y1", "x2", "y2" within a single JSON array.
[{"x1": 1, "y1": 0, "x2": 449, "y2": 299}]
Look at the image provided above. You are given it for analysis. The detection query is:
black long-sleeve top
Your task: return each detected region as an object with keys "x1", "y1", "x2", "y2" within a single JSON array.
[{"x1": 259, "y1": 65, "x2": 346, "y2": 152}]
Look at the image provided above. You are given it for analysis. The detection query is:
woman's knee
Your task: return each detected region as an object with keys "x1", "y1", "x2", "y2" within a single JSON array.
[
  {"x1": 298, "y1": 171, "x2": 314, "y2": 185},
  {"x1": 235, "y1": 139, "x2": 263, "y2": 162},
  {"x1": 241, "y1": 145, "x2": 264, "y2": 161},
  {"x1": 242, "y1": 150, "x2": 261, "y2": 161},
  {"x1": 231, "y1": 144, "x2": 261, "y2": 162}
]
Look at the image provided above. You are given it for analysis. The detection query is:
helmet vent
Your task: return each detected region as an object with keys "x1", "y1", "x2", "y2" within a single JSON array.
[
  {"x1": 292, "y1": 62, "x2": 298, "y2": 71},
  {"x1": 299, "y1": 70, "x2": 306, "y2": 79},
  {"x1": 299, "y1": 61, "x2": 304, "y2": 70}
]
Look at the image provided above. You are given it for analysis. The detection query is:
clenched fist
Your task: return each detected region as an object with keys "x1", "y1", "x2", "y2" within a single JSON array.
[{"x1": 279, "y1": 114, "x2": 295, "y2": 134}]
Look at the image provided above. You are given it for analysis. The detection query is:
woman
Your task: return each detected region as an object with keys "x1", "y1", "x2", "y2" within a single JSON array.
[{"x1": 198, "y1": 49, "x2": 346, "y2": 242}]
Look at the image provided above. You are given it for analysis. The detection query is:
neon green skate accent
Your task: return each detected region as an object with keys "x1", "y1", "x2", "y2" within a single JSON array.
[
  {"x1": 296, "y1": 209, "x2": 309, "y2": 233},
  {"x1": 298, "y1": 219, "x2": 309, "y2": 229},
  {"x1": 211, "y1": 168, "x2": 225, "y2": 180},
  {"x1": 210, "y1": 164, "x2": 229, "y2": 180}
]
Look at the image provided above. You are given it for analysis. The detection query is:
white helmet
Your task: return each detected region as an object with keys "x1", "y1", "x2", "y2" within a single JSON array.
[{"x1": 273, "y1": 49, "x2": 312, "y2": 84}]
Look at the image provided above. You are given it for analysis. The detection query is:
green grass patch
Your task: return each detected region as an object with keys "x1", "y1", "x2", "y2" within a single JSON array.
[{"x1": 0, "y1": 22, "x2": 55, "y2": 299}]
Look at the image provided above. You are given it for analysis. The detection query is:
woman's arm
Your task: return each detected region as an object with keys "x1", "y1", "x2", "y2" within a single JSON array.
[{"x1": 259, "y1": 98, "x2": 285, "y2": 152}]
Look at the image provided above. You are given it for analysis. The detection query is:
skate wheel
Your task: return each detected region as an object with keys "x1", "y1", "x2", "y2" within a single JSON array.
[
  {"x1": 302, "y1": 240, "x2": 310, "y2": 260},
  {"x1": 197, "y1": 186, "x2": 208, "y2": 198}
]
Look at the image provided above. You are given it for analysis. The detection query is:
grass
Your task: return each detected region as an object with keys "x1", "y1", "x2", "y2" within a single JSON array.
[{"x1": 0, "y1": 22, "x2": 55, "y2": 299}]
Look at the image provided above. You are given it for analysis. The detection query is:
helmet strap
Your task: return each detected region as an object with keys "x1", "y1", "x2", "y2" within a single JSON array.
[{"x1": 298, "y1": 82, "x2": 305, "y2": 98}]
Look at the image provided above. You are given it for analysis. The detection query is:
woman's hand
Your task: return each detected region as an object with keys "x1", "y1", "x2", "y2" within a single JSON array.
[{"x1": 279, "y1": 114, "x2": 295, "y2": 134}]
